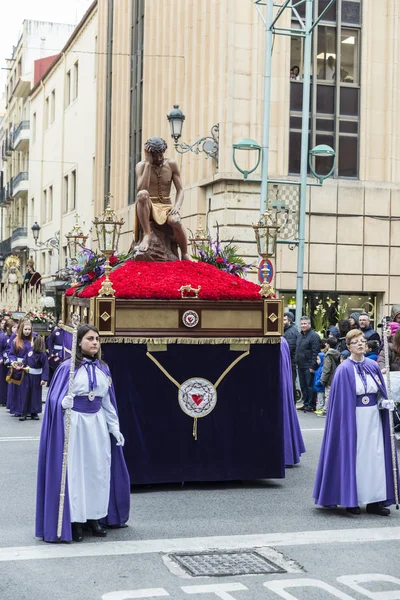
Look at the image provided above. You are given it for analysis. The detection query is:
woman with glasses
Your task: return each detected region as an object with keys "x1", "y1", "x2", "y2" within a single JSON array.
[{"x1": 313, "y1": 329, "x2": 399, "y2": 516}]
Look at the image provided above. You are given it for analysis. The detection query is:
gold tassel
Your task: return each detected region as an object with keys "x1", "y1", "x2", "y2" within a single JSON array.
[{"x1": 193, "y1": 417, "x2": 198, "y2": 441}]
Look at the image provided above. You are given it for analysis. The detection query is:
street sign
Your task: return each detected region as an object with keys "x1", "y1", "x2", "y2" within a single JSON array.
[{"x1": 258, "y1": 259, "x2": 274, "y2": 284}]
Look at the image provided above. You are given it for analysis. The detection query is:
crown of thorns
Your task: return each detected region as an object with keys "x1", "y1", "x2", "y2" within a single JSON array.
[{"x1": 145, "y1": 137, "x2": 168, "y2": 153}]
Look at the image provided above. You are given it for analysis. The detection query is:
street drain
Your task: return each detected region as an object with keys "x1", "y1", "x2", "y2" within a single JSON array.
[{"x1": 169, "y1": 550, "x2": 287, "y2": 577}]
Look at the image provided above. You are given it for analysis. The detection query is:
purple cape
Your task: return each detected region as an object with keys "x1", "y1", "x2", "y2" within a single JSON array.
[
  {"x1": 313, "y1": 357, "x2": 400, "y2": 507},
  {"x1": 35, "y1": 359, "x2": 131, "y2": 542},
  {"x1": 280, "y1": 338, "x2": 306, "y2": 465}
]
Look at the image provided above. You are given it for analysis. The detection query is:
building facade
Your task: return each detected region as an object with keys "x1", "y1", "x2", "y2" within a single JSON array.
[
  {"x1": 29, "y1": 2, "x2": 98, "y2": 289},
  {"x1": 0, "y1": 19, "x2": 77, "y2": 277},
  {"x1": 96, "y1": 1, "x2": 400, "y2": 322}
]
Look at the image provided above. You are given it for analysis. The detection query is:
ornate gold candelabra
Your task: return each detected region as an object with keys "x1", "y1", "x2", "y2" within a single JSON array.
[
  {"x1": 252, "y1": 207, "x2": 281, "y2": 298},
  {"x1": 93, "y1": 199, "x2": 124, "y2": 298}
]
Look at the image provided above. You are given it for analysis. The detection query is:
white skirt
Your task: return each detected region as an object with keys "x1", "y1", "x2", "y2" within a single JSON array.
[
  {"x1": 67, "y1": 409, "x2": 111, "y2": 523},
  {"x1": 356, "y1": 406, "x2": 386, "y2": 504}
]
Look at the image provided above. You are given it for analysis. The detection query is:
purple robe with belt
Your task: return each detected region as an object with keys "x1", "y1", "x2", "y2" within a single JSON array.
[
  {"x1": 35, "y1": 359, "x2": 130, "y2": 543},
  {"x1": 7, "y1": 338, "x2": 33, "y2": 414},
  {"x1": 20, "y1": 351, "x2": 49, "y2": 414},
  {"x1": 313, "y1": 357, "x2": 400, "y2": 507},
  {"x1": 0, "y1": 332, "x2": 8, "y2": 405},
  {"x1": 280, "y1": 337, "x2": 306, "y2": 465}
]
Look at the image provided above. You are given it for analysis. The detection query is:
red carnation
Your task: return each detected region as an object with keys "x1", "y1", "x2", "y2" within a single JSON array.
[
  {"x1": 109, "y1": 256, "x2": 118, "y2": 266},
  {"x1": 88, "y1": 271, "x2": 96, "y2": 280},
  {"x1": 215, "y1": 257, "x2": 224, "y2": 263}
]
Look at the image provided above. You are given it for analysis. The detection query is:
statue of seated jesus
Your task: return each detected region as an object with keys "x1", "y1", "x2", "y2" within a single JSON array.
[{"x1": 132, "y1": 137, "x2": 190, "y2": 261}]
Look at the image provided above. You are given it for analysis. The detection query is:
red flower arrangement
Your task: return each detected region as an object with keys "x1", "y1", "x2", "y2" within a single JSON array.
[{"x1": 65, "y1": 260, "x2": 262, "y2": 301}]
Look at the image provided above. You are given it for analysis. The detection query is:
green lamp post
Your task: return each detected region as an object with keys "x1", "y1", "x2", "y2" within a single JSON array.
[
  {"x1": 309, "y1": 144, "x2": 336, "y2": 184},
  {"x1": 232, "y1": 138, "x2": 261, "y2": 180}
]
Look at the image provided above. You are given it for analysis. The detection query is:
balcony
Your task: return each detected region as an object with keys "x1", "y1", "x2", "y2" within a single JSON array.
[
  {"x1": 12, "y1": 76, "x2": 31, "y2": 99},
  {"x1": 11, "y1": 227, "x2": 28, "y2": 251},
  {"x1": 12, "y1": 120, "x2": 30, "y2": 152},
  {"x1": 12, "y1": 171, "x2": 28, "y2": 199},
  {"x1": 1, "y1": 140, "x2": 12, "y2": 161},
  {"x1": 0, "y1": 237, "x2": 11, "y2": 255}
]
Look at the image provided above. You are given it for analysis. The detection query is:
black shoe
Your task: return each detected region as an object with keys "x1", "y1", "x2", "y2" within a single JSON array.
[
  {"x1": 303, "y1": 407, "x2": 314, "y2": 413},
  {"x1": 19, "y1": 414, "x2": 27, "y2": 421},
  {"x1": 346, "y1": 506, "x2": 361, "y2": 515},
  {"x1": 31, "y1": 414, "x2": 39, "y2": 420},
  {"x1": 71, "y1": 522, "x2": 84, "y2": 542},
  {"x1": 366, "y1": 502, "x2": 390, "y2": 516},
  {"x1": 85, "y1": 519, "x2": 107, "y2": 537}
]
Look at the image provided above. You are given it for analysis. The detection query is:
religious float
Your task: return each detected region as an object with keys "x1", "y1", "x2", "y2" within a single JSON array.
[{"x1": 60, "y1": 199, "x2": 304, "y2": 487}]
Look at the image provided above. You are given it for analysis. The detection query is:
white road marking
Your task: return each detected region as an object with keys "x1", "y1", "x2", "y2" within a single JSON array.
[
  {"x1": 337, "y1": 574, "x2": 400, "y2": 599},
  {"x1": 0, "y1": 436, "x2": 40, "y2": 442},
  {"x1": 181, "y1": 583, "x2": 248, "y2": 598},
  {"x1": 301, "y1": 428, "x2": 324, "y2": 431},
  {"x1": 102, "y1": 591, "x2": 170, "y2": 599},
  {"x1": 264, "y1": 578, "x2": 355, "y2": 599},
  {"x1": 1, "y1": 526, "x2": 400, "y2": 563}
]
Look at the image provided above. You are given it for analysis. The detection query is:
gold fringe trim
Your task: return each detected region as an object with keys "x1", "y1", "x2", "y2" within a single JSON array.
[{"x1": 100, "y1": 337, "x2": 282, "y2": 345}]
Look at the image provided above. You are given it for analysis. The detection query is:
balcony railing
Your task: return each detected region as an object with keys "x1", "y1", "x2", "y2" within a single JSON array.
[
  {"x1": 11, "y1": 227, "x2": 28, "y2": 243},
  {"x1": 0, "y1": 237, "x2": 12, "y2": 255},
  {"x1": 13, "y1": 171, "x2": 28, "y2": 188},
  {"x1": 12, "y1": 120, "x2": 30, "y2": 151}
]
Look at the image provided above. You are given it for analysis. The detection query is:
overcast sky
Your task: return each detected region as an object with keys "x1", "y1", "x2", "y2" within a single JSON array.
[{"x1": 0, "y1": 0, "x2": 91, "y2": 91}]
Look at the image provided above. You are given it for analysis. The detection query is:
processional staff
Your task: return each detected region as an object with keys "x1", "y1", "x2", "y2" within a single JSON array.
[
  {"x1": 382, "y1": 316, "x2": 399, "y2": 510},
  {"x1": 57, "y1": 312, "x2": 80, "y2": 539}
]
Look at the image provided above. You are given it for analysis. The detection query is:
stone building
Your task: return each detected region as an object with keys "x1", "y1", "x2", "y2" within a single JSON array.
[
  {"x1": 0, "y1": 19, "x2": 77, "y2": 274},
  {"x1": 93, "y1": 0, "x2": 398, "y2": 323}
]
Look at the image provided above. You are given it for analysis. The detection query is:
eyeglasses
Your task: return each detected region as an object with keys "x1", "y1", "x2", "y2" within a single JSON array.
[{"x1": 349, "y1": 339, "x2": 367, "y2": 345}]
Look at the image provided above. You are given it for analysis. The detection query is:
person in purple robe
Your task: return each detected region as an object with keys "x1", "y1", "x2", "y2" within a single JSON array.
[
  {"x1": 313, "y1": 328, "x2": 400, "y2": 516},
  {"x1": 280, "y1": 337, "x2": 306, "y2": 466},
  {"x1": 7, "y1": 319, "x2": 34, "y2": 417},
  {"x1": 19, "y1": 335, "x2": 49, "y2": 421},
  {"x1": 0, "y1": 318, "x2": 9, "y2": 406},
  {"x1": 36, "y1": 324, "x2": 130, "y2": 543},
  {"x1": 47, "y1": 319, "x2": 66, "y2": 383}
]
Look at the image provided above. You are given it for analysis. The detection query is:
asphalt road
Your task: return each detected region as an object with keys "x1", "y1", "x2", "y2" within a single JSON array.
[{"x1": 1, "y1": 402, "x2": 400, "y2": 600}]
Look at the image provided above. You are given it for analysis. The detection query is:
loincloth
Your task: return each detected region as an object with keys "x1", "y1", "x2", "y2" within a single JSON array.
[{"x1": 134, "y1": 196, "x2": 172, "y2": 242}]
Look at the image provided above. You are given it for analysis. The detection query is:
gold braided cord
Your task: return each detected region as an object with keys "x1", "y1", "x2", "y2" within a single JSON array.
[
  {"x1": 146, "y1": 352, "x2": 181, "y2": 389},
  {"x1": 101, "y1": 337, "x2": 282, "y2": 345},
  {"x1": 146, "y1": 350, "x2": 250, "y2": 390},
  {"x1": 214, "y1": 351, "x2": 250, "y2": 389}
]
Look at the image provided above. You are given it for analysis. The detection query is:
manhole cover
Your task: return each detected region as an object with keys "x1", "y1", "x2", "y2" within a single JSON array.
[{"x1": 169, "y1": 550, "x2": 287, "y2": 577}]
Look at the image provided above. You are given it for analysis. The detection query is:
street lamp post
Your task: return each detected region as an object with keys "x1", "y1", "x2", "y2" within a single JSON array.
[
  {"x1": 167, "y1": 105, "x2": 219, "y2": 167},
  {"x1": 31, "y1": 222, "x2": 60, "y2": 251}
]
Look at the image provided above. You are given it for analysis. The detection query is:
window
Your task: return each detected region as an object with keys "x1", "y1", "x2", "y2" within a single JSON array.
[
  {"x1": 48, "y1": 185, "x2": 53, "y2": 221},
  {"x1": 63, "y1": 175, "x2": 69, "y2": 213},
  {"x1": 51, "y1": 89, "x2": 56, "y2": 123},
  {"x1": 73, "y1": 61, "x2": 79, "y2": 100},
  {"x1": 31, "y1": 197, "x2": 35, "y2": 223},
  {"x1": 41, "y1": 251, "x2": 46, "y2": 274},
  {"x1": 32, "y1": 112, "x2": 37, "y2": 143},
  {"x1": 65, "y1": 70, "x2": 71, "y2": 107},
  {"x1": 42, "y1": 189, "x2": 47, "y2": 223},
  {"x1": 289, "y1": 2, "x2": 361, "y2": 179},
  {"x1": 128, "y1": 0, "x2": 145, "y2": 205},
  {"x1": 45, "y1": 96, "x2": 50, "y2": 129},
  {"x1": 71, "y1": 170, "x2": 76, "y2": 210}
]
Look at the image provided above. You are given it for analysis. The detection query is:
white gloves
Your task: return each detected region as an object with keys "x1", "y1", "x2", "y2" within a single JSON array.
[
  {"x1": 61, "y1": 395, "x2": 74, "y2": 410},
  {"x1": 381, "y1": 399, "x2": 395, "y2": 410},
  {"x1": 111, "y1": 430, "x2": 125, "y2": 446}
]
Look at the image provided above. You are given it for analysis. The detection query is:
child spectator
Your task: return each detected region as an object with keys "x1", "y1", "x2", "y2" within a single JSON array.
[
  {"x1": 320, "y1": 338, "x2": 329, "y2": 352},
  {"x1": 313, "y1": 352, "x2": 325, "y2": 414},
  {"x1": 318, "y1": 336, "x2": 340, "y2": 417},
  {"x1": 366, "y1": 340, "x2": 379, "y2": 361}
]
